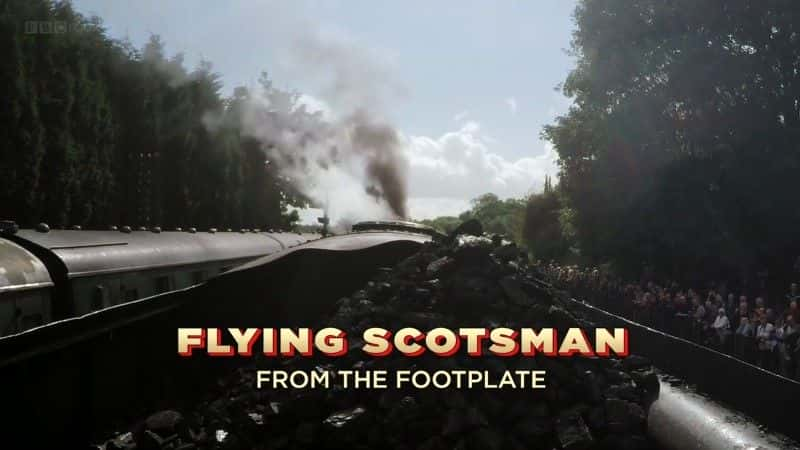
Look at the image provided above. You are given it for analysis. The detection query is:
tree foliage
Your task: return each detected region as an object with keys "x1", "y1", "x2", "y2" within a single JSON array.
[
  {"x1": 419, "y1": 216, "x2": 461, "y2": 235},
  {"x1": 544, "y1": 0, "x2": 800, "y2": 285},
  {"x1": 0, "y1": 1, "x2": 303, "y2": 230},
  {"x1": 460, "y1": 193, "x2": 527, "y2": 242},
  {"x1": 420, "y1": 193, "x2": 527, "y2": 242},
  {"x1": 521, "y1": 179, "x2": 575, "y2": 263}
]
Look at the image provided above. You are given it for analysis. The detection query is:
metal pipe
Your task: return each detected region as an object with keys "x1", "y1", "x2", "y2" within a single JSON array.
[{"x1": 649, "y1": 378, "x2": 798, "y2": 449}]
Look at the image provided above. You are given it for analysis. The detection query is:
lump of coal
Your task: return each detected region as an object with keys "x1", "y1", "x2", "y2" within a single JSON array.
[
  {"x1": 323, "y1": 406, "x2": 366, "y2": 428},
  {"x1": 556, "y1": 413, "x2": 594, "y2": 450}
]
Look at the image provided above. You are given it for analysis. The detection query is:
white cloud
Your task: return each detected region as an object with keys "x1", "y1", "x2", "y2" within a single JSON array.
[
  {"x1": 402, "y1": 121, "x2": 559, "y2": 220},
  {"x1": 291, "y1": 120, "x2": 561, "y2": 223},
  {"x1": 296, "y1": 93, "x2": 333, "y2": 120},
  {"x1": 452, "y1": 110, "x2": 470, "y2": 122},
  {"x1": 505, "y1": 97, "x2": 518, "y2": 115}
]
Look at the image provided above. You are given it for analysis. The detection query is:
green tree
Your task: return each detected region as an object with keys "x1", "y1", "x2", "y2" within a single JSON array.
[
  {"x1": 458, "y1": 193, "x2": 526, "y2": 241},
  {"x1": 0, "y1": 0, "x2": 48, "y2": 225},
  {"x1": 522, "y1": 189, "x2": 573, "y2": 262},
  {"x1": 545, "y1": 0, "x2": 800, "y2": 286},
  {"x1": 421, "y1": 193, "x2": 526, "y2": 241},
  {"x1": 419, "y1": 216, "x2": 461, "y2": 235},
  {"x1": 0, "y1": 1, "x2": 303, "y2": 231}
]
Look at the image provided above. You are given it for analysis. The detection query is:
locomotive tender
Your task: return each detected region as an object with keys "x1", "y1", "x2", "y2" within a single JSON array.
[{"x1": 0, "y1": 223, "x2": 319, "y2": 337}]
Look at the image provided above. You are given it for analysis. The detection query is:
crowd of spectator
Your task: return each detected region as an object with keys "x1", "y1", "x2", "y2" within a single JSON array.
[{"x1": 539, "y1": 262, "x2": 800, "y2": 380}]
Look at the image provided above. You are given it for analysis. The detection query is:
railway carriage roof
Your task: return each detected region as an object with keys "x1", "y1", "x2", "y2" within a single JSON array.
[{"x1": 11, "y1": 230, "x2": 307, "y2": 278}]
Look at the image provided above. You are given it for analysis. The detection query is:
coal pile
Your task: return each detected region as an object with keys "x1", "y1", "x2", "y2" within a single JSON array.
[{"x1": 97, "y1": 222, "x2": 658, "y2": 450}]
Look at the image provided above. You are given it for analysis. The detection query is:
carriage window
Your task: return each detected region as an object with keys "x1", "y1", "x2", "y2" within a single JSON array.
[{"x1": 155, "y1": 276, "x2": 171, "y2": 294}]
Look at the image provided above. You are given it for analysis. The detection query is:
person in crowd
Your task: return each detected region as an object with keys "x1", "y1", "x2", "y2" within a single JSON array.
[
  {"x1": 755, "y1": 297, "x2": 766, "y2": 317},
  {"x1": 775, "y1": 315, "x2": 798, "y2": 377},
  {"x1": 544, "y1": 262, "x2": 800, "y2": 377},
  {"x1": 705, "y1": 299, "x2": 716, "y2": 323},
  {"x1": 699, "y1": 299, "x2": 715, "y2": 344},
  {"x1": 766, "y1": 308, "x2": 777, "y2": 330},
  {"x1": 727, "y1": 294, "x2": 741, "y2": 329},
  {"x1": 734, "y1": 296, "x2": 749, "y2": 327},
  {"x1": 756, "y1": 313, "x2": 776, "y2": 370},
  {"x1": 712, "y1": 307, "x2": 731, "y2": 348},
  {"x1": 675, "y1": 292, "x2": 689, "y2": 313},
  {"x1": 692, "y1": 295, "x2": 705, "y2": 319},
  {"x1": 735, "y1": 315, "x2": 754, "y2": 358},
  {"x1": 738, "y1": 295, "x2": 748, "y2": 309},
  {"x1": 787, "y1": 283, "x2": 800, "y2": 307},
  {"x1": 736, "y1": 315, "x2": 753, "y2": 336},
  {"x1": 690, "y1": 296, "x2": 706, "y2": 342},
  {"x1": 706, "y1": 289, "x2": 717, "y2": 306},
  {"x1": 672, "y1": 292, "x2": 691, "y2": 336},
  {"x1": 661, "y1": 291, "x2": 676, "y2": 333},
  {"x1": 788, "y1": 300, "x2": 799, "y2": 324},
  {"x1": 726, "y1": 293, "x2": 736, "y2": 311},
  {"x1": 716, "y1": 293, "x2": 725, "y2": 309}
]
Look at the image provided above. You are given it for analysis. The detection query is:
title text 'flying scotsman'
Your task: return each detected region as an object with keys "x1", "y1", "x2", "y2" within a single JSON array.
[{"x1": 177, "y1": 327, "x2": 629, "y2": 358}]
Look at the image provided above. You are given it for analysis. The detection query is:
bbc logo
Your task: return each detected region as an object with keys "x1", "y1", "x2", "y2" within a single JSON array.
[{"x1": 24, "y1": 21, "x2": 85, "y2": 34}]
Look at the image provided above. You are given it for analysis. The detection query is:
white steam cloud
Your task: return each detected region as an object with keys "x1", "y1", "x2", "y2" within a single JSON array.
[
  {"x1": 230, "y1": 3, "x2": 560, "y2": 225},
  {"x1": 236, "y1": 15, "x2": 410, "y2": 225}
]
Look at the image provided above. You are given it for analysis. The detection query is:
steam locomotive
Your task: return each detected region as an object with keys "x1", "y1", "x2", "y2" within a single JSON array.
[
  {"x1": 0, "y1": 219, "x2": 441, "y2": 338},
  {"x1": 2, "y1": 219, "x2": 798, "y2": 450}
]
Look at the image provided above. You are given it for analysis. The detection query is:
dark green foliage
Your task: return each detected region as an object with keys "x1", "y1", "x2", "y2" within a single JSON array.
[
  {"x1": 458, "y1": 193, "x2": 526, "y2": 241},
  {"x1": 420, "y1": 189, "x2": 575, "y2": 263},
  {"x1": 522, "y1": 189, "x2": 574, "y2": 263},
  {"x1": 0, "y1": 1, "x2": 300, "y2": 230},
  {"x1": 420, "y1": 193, "x2": 527, "y2": 242},
  {"x1": 419, "y1": 216, "x2": 461, "y2": 235},
  {"x1": 544, "y1": 0, "x2": 800, "y2": 284}
]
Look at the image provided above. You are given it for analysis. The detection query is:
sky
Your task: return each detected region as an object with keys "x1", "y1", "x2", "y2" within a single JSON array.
[{"x1": 71, "y1": 0, "x2": 578, "y2": 223}]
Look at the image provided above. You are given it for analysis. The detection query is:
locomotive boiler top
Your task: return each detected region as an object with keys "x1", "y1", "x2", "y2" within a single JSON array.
[{"x1": 351, "y1": 220, "x2": 444, "y2": 239}]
